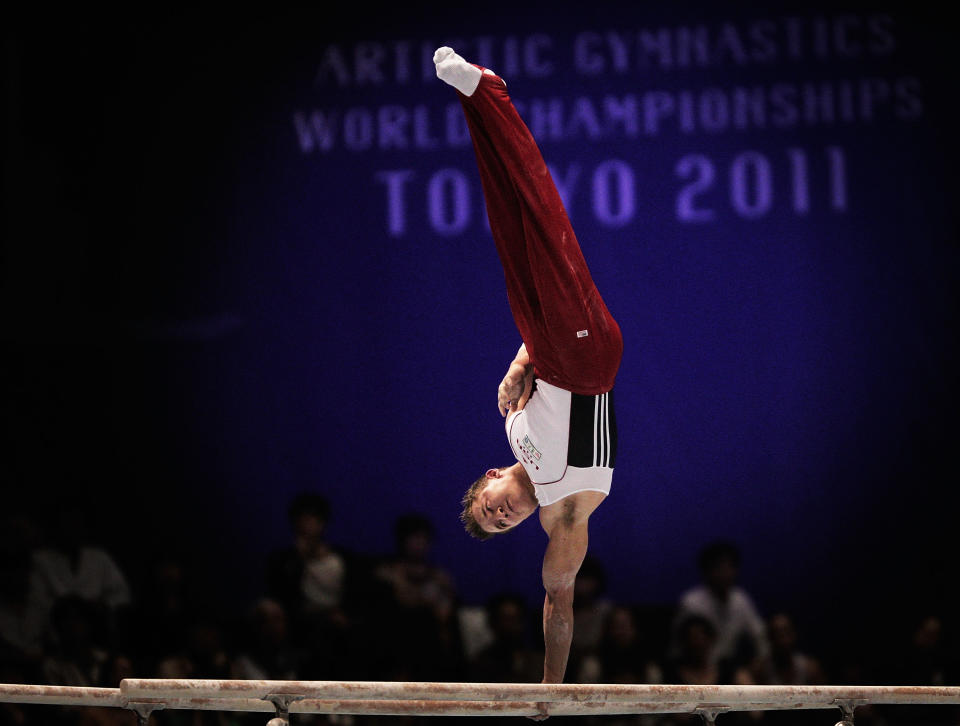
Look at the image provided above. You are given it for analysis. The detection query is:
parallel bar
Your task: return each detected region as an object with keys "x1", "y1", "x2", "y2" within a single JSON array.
[
  {"x1": 119, "y1": 680, "x2": 960, "y2": 706},
  {"x1": 4, "y1": 681, "x2": 960, "y2": 718},
  {"x1": 0, "y1": 691, "x2": 873, "y2": 718},
  {"x1": 118, "y1": 698, "x2": 840, "y2": 716},
  {"x1": 124, "y1": 698, "x2": 703, "y2": 717},
  {"x1": 0, "y1": 684, "x2": 124, "y2": 707}
]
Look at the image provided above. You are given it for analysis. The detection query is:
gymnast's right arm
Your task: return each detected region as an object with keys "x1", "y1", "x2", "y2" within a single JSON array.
[
  {"x1": 498, "y1": 343, "x2": 534, "y2": 416},
  {"x1": 539, "y1": 516, "x2": 588, "y2": 685}
]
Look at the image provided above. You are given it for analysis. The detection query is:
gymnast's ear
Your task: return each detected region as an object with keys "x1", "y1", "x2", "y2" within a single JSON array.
[{"x1": 485, "y1": 468, "x2": 501, "y2": 479}]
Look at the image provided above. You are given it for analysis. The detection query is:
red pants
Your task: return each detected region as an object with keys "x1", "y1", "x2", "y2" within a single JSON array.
[{"x1": 458, "y1": 71, "x2": 623, "y2": 396}]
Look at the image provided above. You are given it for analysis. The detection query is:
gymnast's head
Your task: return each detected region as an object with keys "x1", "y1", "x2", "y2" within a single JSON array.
[{"x1": 460, "y1": 463, "x2": 538, "y2": 540}]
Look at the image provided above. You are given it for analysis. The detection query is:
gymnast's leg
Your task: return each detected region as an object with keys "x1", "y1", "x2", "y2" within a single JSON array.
[{"x1": 434, "y1": 47, "x2": 622, "y2": 395}]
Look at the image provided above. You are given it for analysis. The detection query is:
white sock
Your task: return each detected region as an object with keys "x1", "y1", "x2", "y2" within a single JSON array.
[{"x1": 434, "y1": 46, "x2": 496, "y2": 97}]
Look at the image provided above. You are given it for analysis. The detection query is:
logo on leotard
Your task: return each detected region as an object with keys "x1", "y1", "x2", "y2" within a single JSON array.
[
  {"x1": 577, "y1": 330, "x2": 589, "y2": 338},
  {"x1": 520, "y1": 435, "x2": 542, "y2": 462}
]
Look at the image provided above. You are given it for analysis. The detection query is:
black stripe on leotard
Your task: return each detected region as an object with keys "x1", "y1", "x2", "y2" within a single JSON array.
[{"x1": 567, "y1": 389, "x2": 617, "y2": 469}]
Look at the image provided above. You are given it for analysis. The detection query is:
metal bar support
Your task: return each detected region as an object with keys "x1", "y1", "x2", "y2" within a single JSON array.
[
  {"x1": 126, "y1": 701, "x2": 164, "y2": 726},
  {"x1": 263, "y1": 693, "x2": 306, "y2": 726}
]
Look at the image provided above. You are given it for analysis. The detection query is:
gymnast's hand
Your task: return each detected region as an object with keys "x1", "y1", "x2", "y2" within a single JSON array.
[
  {"x1": 527, "y1": 704, "x2": 550, "y2": 721},
  {"x1": 527, "y1": 682, "x2": 551, "y2": 721},
  {"x1": 498, "y1": 366, "x2": 526, "y2": 417}
]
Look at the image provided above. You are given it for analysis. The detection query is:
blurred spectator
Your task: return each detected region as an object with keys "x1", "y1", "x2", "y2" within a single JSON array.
[
  {"x1": 124, "y1": 554, "x2": 197, "y2": 674},
  {"x1": 895, "y1": 614, "x2": 954, "y2": 686},
  {"x1": 265, "y1": 492, "x2": 349, "y2": 678},
  {"x1": 374, "y1": 514, "x2": 461, "y2": 680},
  {"x1": 0, "y1": 661, "x2": 32, "y2": 726},
  {"x1": 659, "y1": 615, "x2": 736, "y2": 726},
  {"x1": 456, "y1": 605, "x2": 495, "y2": 665},
  {"x1": 230, "y1": 598, "x2": 302, "y2": 680},
  {"x1": 26, "y1": 502, "x2": 131, "y2": 650},
  {"x1": 664, "y1": 614, "x2": 734, "y2": 685},
  {"x1": 0, "y1": 511, "x2": 44, "y2": 672},
  {"x1": 40, "y1": 597, "x2": 109, "y2": 686},
  {"x1": 154, "y1": 615, "x2": 235, "y2": 726},
  {"x1": 740, "y1": 613, "x2": 826, "y2": 726},
  {"x1": 576, "y1": 605, "x2": 662, "y2": 685},
  {"x1": 881, "y1": 614, "x2": 960, "y2": 726},
  {"x1": 155, "y1": 615, "x2": 231, "y2": 679},
  {"x1": 265, "y1": 493, "x2": 347, "y2": 624},
  {"x1": 754, "y1": 613, "x2": 825, "y2": 685},
  {"x1": 77, "y1": 654, "x2": 136, "y2": 726},
  {"x1": 468, "y1": 592, "x2": 542, "y2": 683},
  {"x1": 376, "y1": 514, "x2": 456, "y2": 622},
  {"x1": 571, "y1": 555, "x2": 614, "y2": 663},
  {"x1": 671, "y1": 541, "x2": 768, "y2": 671}
]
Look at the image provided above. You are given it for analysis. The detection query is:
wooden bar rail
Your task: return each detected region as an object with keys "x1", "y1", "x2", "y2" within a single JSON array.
[{"x1": 1, "y1": 681, "x2": 958, "y2": 721}]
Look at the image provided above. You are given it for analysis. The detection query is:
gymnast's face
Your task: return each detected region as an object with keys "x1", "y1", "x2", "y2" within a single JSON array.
[{"x1": 473, "y1": 467, "x2": 538, "y2": 534}]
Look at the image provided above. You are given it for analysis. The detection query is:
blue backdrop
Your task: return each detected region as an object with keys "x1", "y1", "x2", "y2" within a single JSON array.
[{"x1": 7, "y1": 3, "x2": 957, "y2": 636}]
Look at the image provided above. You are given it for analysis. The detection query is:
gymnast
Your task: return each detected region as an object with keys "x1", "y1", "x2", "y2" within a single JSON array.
[{"x1": 434, "y1": 47, "x2": 624, "y2": 696}]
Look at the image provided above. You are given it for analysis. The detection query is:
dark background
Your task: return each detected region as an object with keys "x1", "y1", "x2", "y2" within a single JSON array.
[{"x1": 3, "y1": 0, "x2": 958, "y2": 672}]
